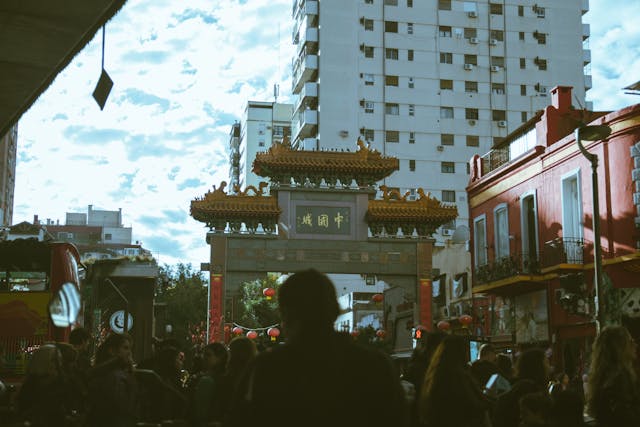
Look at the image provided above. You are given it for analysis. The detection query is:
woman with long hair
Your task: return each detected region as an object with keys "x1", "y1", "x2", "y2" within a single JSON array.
[
  {"x1": 418, "y1": 335, "x2": 489, "y2": 427},
  {"x1": 587, "y1": 326, "x2": 640, "y2": 427}
]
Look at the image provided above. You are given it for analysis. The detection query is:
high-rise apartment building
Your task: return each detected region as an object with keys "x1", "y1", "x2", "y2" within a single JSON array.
[
  {"x1": 229, "y1": 101, "x2": 293, "y2": 190},
  {"x1": 0, "y1": 124, "x2": 18, "y2": 227},
  {"x1": 291, "y1": 0, "x2": 591, "y2": 233}
]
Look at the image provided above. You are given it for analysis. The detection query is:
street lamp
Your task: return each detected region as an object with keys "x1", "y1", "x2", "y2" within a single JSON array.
[{"x1": 574, "y1": 124, "x2": 612, "y2": 335}]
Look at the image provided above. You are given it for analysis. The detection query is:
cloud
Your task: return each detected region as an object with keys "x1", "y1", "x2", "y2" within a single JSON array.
[
  {"x1": 62, "y1": 126, "x2": 129, "y2": 145},
  {"x1": 119, "y1": 88, "x2": 171, "y2": 112},
  {"x1": 177, "y1": 178, "x2": 206, "y2": 191}
]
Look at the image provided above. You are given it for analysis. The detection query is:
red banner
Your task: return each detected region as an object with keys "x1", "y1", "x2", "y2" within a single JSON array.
[
  {"x1": 209, "y1": 274, "x2": 223, "y2": 343},
  {"x1": 419, "y1": 278, "x2": 432, "y2": 331}
]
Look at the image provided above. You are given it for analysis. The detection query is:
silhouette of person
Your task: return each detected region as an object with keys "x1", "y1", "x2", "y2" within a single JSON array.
[{"x1": 229, "y1": 269, "x2": 407, "y2": 427}]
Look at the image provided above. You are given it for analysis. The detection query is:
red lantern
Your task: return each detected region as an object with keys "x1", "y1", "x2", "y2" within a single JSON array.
[
  {"x1": 437, "y1": 320, "x2": 451, "y2": 331},
  {"x1": 263, "y1": 287, "x2": 276, "y2": 300},
  {"x1": 232, "y1": 326, "x2": 243, "y2": 335},
  {"x1": 350, "y1": 329, "x2": 360, "y2": 338},
  {"x1": 371, "y1": 293, "x2": 383, "y2": 303},
  {"x1": 246, "y1": 330, "x2": 258, "y2": 339},
  {"x1": 376, "y1": 329, "x2": 386, "y2": 339},
  {"x1": 223, "y1": 325, "x2": 231, "y2": 333},
  {"x1": 267, "y1": 327, "x2": 281, "y2": 342},
  {"x1": 459, "y1": 314, "x2": 473, "y2": 327}
]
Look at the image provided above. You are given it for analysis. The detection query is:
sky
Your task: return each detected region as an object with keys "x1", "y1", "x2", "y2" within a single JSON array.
[{"x1": 13, "y1": 0, "x2": 640, "y2": 268}]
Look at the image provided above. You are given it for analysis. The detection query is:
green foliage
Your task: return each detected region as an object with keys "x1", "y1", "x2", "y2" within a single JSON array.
[
  {"x1": 353, "y1": 325, "x2": 393, "y2": 354},
  {"x1": 156, "y1": 263, "x2": 208, "y2": 347},
  {"x1": 236, "y1": 275, "x2": 281, "y2": 329}
]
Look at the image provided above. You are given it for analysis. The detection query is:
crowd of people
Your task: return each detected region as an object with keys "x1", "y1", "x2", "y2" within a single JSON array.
[{"x1": 3, "y1": 269, "x2": 640, "y2": 427}]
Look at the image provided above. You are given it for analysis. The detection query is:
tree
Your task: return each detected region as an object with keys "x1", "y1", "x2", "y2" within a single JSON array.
[
  {"x1": 234, "y1": 275, "x2": 282, "y2": 346},
  {"x1": 155, "y1": 263, "x2": 208, "y2": 349}
]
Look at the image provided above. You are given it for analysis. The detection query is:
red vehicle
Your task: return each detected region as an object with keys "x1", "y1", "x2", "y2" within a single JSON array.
[{"x1": 0, "y1": 238, "x2": 82, "y2": 378}]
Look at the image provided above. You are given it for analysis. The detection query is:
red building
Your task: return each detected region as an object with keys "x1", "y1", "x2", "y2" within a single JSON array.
[{"x1": 467, "y1": 86, "x2": 640, "y2": 379}]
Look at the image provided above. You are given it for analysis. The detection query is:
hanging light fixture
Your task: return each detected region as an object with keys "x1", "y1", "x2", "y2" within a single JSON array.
[{"x1": 93, "y1": 25, "x2": 113, "y2": 110}]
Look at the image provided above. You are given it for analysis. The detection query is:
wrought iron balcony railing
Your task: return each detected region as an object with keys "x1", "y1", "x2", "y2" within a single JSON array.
[
  {"x1": 474, "y1": 252, "x2": 541, "y2": 285},
  {"x1": 541, "y1": 237, "x2": 587, "y2": 269}
]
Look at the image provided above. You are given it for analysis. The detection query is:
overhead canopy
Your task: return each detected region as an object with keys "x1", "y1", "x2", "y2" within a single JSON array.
[{"x1": 0, "y1": 0, "x2": 127, "y2": 137}]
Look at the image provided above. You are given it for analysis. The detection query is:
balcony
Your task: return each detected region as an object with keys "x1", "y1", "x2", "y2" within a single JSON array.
[
  {"x1": 583, "y1": 49, "x2": 591, "y2": 65},
  {"x1": 295, "y1": 82, "x2": 318, "y2": 114},
  {"x1": 585, "y1": 74, "x2": 592, "y2": 90},
  {"x1": 474, "y1": 253, "x2": 541, "y2": 286},
  {"x1": 582, "y1": 23, "x2": 590, "y2": 41},
  {"x1": 293, "y1": 0, "x2": 318, "y2": 20},
  {"x1": 292, "y1": 109, "x2": 318, "y2": 141},
  {"x1": 292, "y1": 50, "x2": 318, "y2": 94},
  {"x1": 582, "y1": 0, "x2": 589, "y2": 15},
  {"x1": 541, "y1": 238, "x2": 587, "y2": 273},
  {"x1": 480, "y1": 147, "x2": 509, "y2": 175}
]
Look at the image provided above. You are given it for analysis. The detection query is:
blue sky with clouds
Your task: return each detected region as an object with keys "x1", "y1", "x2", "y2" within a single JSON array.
[{"x1": 13, "y1": 0, "x2": 640, "y2": 267}]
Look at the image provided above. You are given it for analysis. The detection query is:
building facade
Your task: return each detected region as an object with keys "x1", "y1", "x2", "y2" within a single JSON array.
[
  {"x1": 0, "y1": 124, "x2": 18, "y2": 227},
  {"x1": 291, "y1": 0, "x2": 591, "y2": 233},
  {"x1": 229, "y1": 101, "x2": 293, "y2": 191},
  {"x1": 467, "y1": 86, "x2": 640, "y2": 378}
]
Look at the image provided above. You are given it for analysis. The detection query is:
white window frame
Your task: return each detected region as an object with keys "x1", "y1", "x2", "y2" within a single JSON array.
[
  {"x1": 520, "y1": 190, "x2": 540, "y2": 260},
  {"x1": 494, "y1": 203, "x2": 510, "y2": 260},
  {"x1": 364, "y1": 73, "x2": 375, "y2": 86},
  {"x1": 364, "y1": 101, "x2": 375, "y2": 114},
  {"x1": 561, "y1": 169, "x2": 583, "y2": 240},
  {"x1": 474, "y1": 214, "x2": 488, "y2": 267}
]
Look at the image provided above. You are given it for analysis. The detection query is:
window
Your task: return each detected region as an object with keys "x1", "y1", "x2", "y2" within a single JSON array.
[
  {"x1": 536, "y1": 58, "x2": 547, "y2": 70},
  {"x1": 409, "y1": 132, "x2": 415, "y2": 144},
  {"x1": 365, "y1": 0, "x2": 373, "y2": 3},
  {"x1": 438, "y1": 0, "x2": 451, "y2": 11},
  {"x1": 364, "y1": 46, "x2": 374, "y2": 58},
  {"x1": 441, "y1": 162, "x2": 455, "y2": 173},
  {"x1": 258, "y1": 123, "x2": 266, "y2": 134},
  {"x1": 442, "y1": 190, "x2": 456, "y2": 203},
  {"x1": 492, "y1": 110, "x2": 506, "y2": 121},
  {"x1": 465, "y1": 81, "x2": 478, "y2": 93},
  {"x1": 384, "y1": 0, "x2": 398, "y2": 4},
  {"x1": 474, "y1": 215, "x2": 487, "y2": 266},
  {"x1": 463, "y1": 1, "x2": 477, "y2": 13},
  {"x1": 408, "y1": 77, "x2": 414, "y2": 88},
  {"x1": 520, "y1": 58, "x2": 526, "y2": 69},
  {"x1": 273, "y1": 126, "x2": 289, "y2": 137},
  {"x1": 465, "y1": 108, "x2": 479, "y2": 120},
  {"x1": 491, "y1": 56, "x2": 504, "y2": 67},
  {"x1": 385, "y1": 21, "x2": 398, "y2": 33},
  {"x1": 385, "y1": 103, "x2": 399, "y2": 115},
  {"x1": 464, "y1": 54, "x2": 477, "y2": 65},
  {"x1": 385, "y1": 75, "x2": 399, "y2": 86},
  {"x1": 362, "y1": 128, "x2": 375, "y2": 141},
  {"x1": 439, "y1": 26, "x2": 452, "y2": 37},
  {"x1": 518, "y1": 5, "x2": 524, "y2": 16},
  {"x1": 489, "y1": 3, "x2": 503, "y2": 15},
  {"x1": 407, "y1": 0, "x2": 413, "y2": 7},
  {"x1": 364, "y1": 101, "x2": 375, "y2": 113},
  {"x1": 386, "y1": 48, "x2": 399, "y2": 60},
  {"x1": 464, "y1": 27, "x2": 477, "y2": 39},
  {"x1": 494, "y1": 205, "x2": 510, "y2": 259},
  {"x1": 105, "y1": 233, "x2": 112, "y2": 241},
  {"x1": 520, "y1": 84, "x2": 527, "y2": 96},
  {"x1": 534, "y1": 32, "x2": 547, "y2": 44},
  {"x1": 441, "y1": 134, "x2": 454, "y2": 146},
  {"x1": 364, "y1": 73, "x2": 375, "y2": 86},
  {"x1": 492, "y1": 83, "x2": 505, "y2": 94},
  {"x1": 407, "y1": 23, "x2": 414, "y2": 34},
  {"x1": 408, "y1": 49, "x2": 414, "y2": 61},
  {"x1": 408, "y1": 104, "x2": 415, "y2": 116},
  {"x1": 521, "y1": 111, "x2": 528, "y2": 123},
  {"x1": 258, "y1": 140, "x2": 265, "y2": 147},
  {"x1": 440, "y1": 107, "x2": 454, "y2": 119},
  {"x1": 466, "y1": 135, "x2": 479, "y2": 147},
  {"x1": 533, "y1": 5, "x2": 545, "y2": 18},
  {"x1": 440, "y1": 79, "x2": 453, "y2": 90},
  {"x1": 562, "y1": 171, "x2": 583, "y2": 252},
  {"x1": 364, "y1": 19, "x2": 374, "y2": 31},
  {"x1": 490, "y1": 30, "x2": 504, "y2": 42},
  {"x1": 440, "y1": 52, "x2": 453, "y2": 64},
  {"x1": 386, "y1": 130, "x2": 400, "y2": 143},
  {"x1": 519, "y1": 31, "x2": 525, "y2": 41},
  {"x1": 409, "y1": 159, "x2": 416, "y2": 171}
]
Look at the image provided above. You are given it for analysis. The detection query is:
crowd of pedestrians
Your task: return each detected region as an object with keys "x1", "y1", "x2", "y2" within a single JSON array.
[{"x1": 2, "y1": 269, "x2": 639, "y2": 427}]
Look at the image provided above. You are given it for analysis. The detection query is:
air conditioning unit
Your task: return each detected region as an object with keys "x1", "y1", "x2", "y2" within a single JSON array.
[
  {"x1": 489, "y1": 39, "x2": 498, "y2": 46},
  {"x1": 437, "y1": 145, "x2": 444, "y2": 152},
  {"x1": 339, "y1": 130, "x2": 349, "y2": 137},
  {"x1": 468, "y1": 119, "x2": 476, "y2": 126},
  {"x1": 469, "y1": 37, "x2": 479, "y2": 44},
  {"x1": 497, "y1": 120, "x2": 507, "y2": 128},
  {"x1": 468, "y1": 11, "x2": 477, "y2": 18},
  {"x1": 442, "y1": 228, "x2": 453, "y2": 236},
  {"x1": 464, "y1": 63, "x2": 474, "y2": 71},
  {"x1": 490, "y1": 65, "x2": 501, "y2": 72}
]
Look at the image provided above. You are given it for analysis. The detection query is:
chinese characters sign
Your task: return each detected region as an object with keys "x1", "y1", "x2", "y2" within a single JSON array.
[{"x1": 295, "y1": 206, "x2": 351, "y2": 235}]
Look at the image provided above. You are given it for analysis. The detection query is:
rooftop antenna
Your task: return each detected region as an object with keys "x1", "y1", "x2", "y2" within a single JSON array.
[{"x1": 274, "y1": 83, "x2": 279, "y2": 103}]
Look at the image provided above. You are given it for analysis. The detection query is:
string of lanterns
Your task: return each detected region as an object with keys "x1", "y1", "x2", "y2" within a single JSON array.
[{"x1": 436, "y1": 314, "x2": 474, "y2": 332}]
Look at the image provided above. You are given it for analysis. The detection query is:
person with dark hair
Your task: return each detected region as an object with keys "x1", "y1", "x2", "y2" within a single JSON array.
[
  {"x1": 496, "y1": 353, "x2": 514, "y2": 384},
  {"x1": 470, "y1": 343, "x2": 499, "y2": 391},
  {"x1": 548, "y1": 389, "x2": 585, "y2": 427},
  {"x1": 519, "y1": 392, "x2": 551, "y2": 427},
  {"x1": 69, "y1": 327, "x2": 92, "y2": 387},
  {"x1": 587, "y1": 326, "x2": 640, "y2": 427},
  {"x1": 219, "y1": 336, "x2": 257, "y2": 425},
  {"x1": 493, "y1": 348, "x2": 551, "y2": 427},
  {"x1": 191, "y1": 342, "x2": 228, "y2": 427},
  {"x1": 85, "y1": 333, "x2": 138, "y2": 427},
  {"x1": 229, "y1": 269, "x2": 407, "y2": 427},
  {"x1": 418, "y1": 335, "x2": 490, "y2": 427}
]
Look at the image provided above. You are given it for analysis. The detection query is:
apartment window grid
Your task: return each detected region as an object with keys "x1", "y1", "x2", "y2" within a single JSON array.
[
  {"x1": 490, "y1": 3, "x2": 503, "y2": 15},
  {"x1": 490, "y1": 30, "x2": 504, "y2": 42},
  {"x1": 408, "y1": 104, "x2": 415, "y2": 116},
  {"x1": 440, "y1": 79, "x2": 453, "y2": 90},
  {"x1": 441, "y1": 162, "x2": 455, "y2": 174},
  {"x1": 385, "y1": 75, "x2": 399, "y2": 86},
  {"x1": 364, "y1": 101, "x2": 375, "y2": 114},
  {"x1": 440, "y1": 52, "x2": 453, "y2": 64},
  {"x1": 466, "y1": 135, "x2": 479, "y2": 147},
  {"x1": 409, "y1": 159, "x2": 416, "y2": 171},
  {"x1": 491, "y1": 56, "x2": 505, "y2": 67},
  {"x1": 492, "y1": 83, "x2": 505, "y2": 94},
  {"x1": 386, "y1": 48, "x2": 399, "y2": 60},
  {"x1": 464, "y1": 27, "x2": 477, "y2": 39},
  {"x1": 521, "y1": 111, "x2": 528, "y2": 123},
  {"x1": 442, "y1": 190, "x2": 456, "y2": 203},
  {"x1": 407, "y1": 0, "x2": 413, "y2": 7},
  {"x1": 536, "y1": 58, "x2": 548, "y2": 70},
  {"x1": 535, "y1": 32, "x2": 547, "y2": 44},
  {"x1": 465, "y1": 81, "x2": 478, "y2": 93},
  {"x1": 520, "y1": 58, "x2": 526, "y2": 69},
  {"x1": 439, "y1": 26, "x2": 452, "y2": 37},
  {"x1": 520, "y1": 84, "x2": 527, "y2": 96},
  {"x1": 438, "y1": 0, "x2": 451, "y2": 11},
  {"x1": 464, "y1": 54, "x2": 478, "y2": 66},
  {"x1": 386, "y1": 130, "x2": 400, "y2": 143},
  {"x1": 385, "y1": 21, "x2": 398, "y2": 33},
  {"x1": 386, "y1": 103, "x2": 400, "y2": 115},
  {"x1": 384, "y1": 0, "x2": 398, "y2": 5},
  {"x1": 492, "y1": 110, "x2": 506, "y2": 121},
  {"x1": 440, "y1": 107, "x2": 454, "y2": 119},
  {"x1": 518, "y1": 5, "x2": 524, "y2": 16},
  {"x1": 441, "y1": 134, "x2": 454, "y2": 146},
  {"x1": 365, "y1": 0, "x2": 373, "y2": 3},
  {"x1": 365, "y1": 46, "x2": 374, "y2": 58},
  {"x1": 364, "y1": 73, "x2": 375, "y2": 86},
  {"x1": 364, "y1": 19, "x2": 374, "y2": 31},
  {"x1": 465, "y1": 108, "x2": 479, "y2": 120},
  {"x1": 362, "y1": 129, "x2": 375, "y2": 142},
  {"x1": 533, "y1": 5, "x2": 545, "y2": 18},
  {"x1": 408, "y1": 49, "x2": 414, "y2": 61},
  {"x1": 409, "y1": 132, "x2": 415, "y2": 144},
  {"x1": 519, "y1": 31, "x2": 525, "y2": 41},
  {"x1": 407, "y1": 23, "x2": 414, "y2": 34}
]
